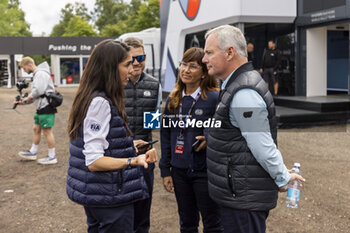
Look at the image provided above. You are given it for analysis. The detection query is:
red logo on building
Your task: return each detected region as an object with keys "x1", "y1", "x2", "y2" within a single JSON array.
[{"x1": 179, "y1": 0, "x2": 201, "y2": 20}]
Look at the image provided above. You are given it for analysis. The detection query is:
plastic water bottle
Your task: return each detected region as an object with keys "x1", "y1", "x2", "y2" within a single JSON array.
[{"x1": 286, "y1": 162, "x2": 302, "y2": 208}]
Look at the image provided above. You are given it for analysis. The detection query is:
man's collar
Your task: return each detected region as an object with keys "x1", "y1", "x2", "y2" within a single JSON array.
[
  {"x1": 221, "y1": 62, "x2": 254, "y2": 90},
  {"x1": 129, "y1": 72, "x2": 144, "y2": 85},
  {"x1": 222, "y1": 70, "x2": 236, "y2": 90}
]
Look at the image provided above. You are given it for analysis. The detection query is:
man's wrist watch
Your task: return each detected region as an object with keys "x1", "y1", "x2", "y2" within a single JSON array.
[{"x1": 126, "y1": 157, "x2": 132, "y2": 169}]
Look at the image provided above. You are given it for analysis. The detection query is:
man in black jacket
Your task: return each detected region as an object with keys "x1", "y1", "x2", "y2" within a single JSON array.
[
  {"x1": 247, "y1": 42, "x2": 257, "y2": 69},
  {"x1": 202, "y1": 25, "x2": 305, "y2": 233},
  {"x1": 260, "y1": 40, "x2": 281, "y2": 95},
  {"x1": 123, "y1": 37, "x2": 161, "y2": 233}
]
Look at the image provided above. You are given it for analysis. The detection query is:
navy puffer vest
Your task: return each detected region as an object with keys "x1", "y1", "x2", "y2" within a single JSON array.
[
  {"x1": 207, "y1": 62, "x2": 278, "y2": 211},
  {"x1": 124, "y1": 72, "x2": 159, "y2": 141},
  {"x1": 66, "y1": 93, "x2": 149, "y2": 207}
]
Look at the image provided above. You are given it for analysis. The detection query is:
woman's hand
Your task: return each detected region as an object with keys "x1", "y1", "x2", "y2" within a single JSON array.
[
  {"x1": 133, "y1": 139, "x2": 146, "y2": 147},
  {"x1": 134, "y1": 154, "x2": 147, "y2": 168},
  {"x1": 134, "y1": 148, "x2": 158, "y2": 168},
  {"x1": 134, "y1": 139, "x2": 146, "y2": 154},
  {"x1": 133, "y1": 139, "x2": 151, "y2": 154},
  {"x1": 194, "y1": 136, "x2": 207, "y2": 152},
  {"x1": 162, "y1": 176, "x2": 174, "y2": 193},
  {"x1": 145, "y1": 148, "x2": 157, "y2": 164}
]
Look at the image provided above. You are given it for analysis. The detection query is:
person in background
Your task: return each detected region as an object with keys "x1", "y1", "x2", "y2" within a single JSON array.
[
  {"x1": 202, "y1": 25, "x2": 305, "y2": 233},
  {"x1": 160, "y1": 47, "x2": 223, "y2": 233},
  {"x1": 16, "y1": 57, "x2": 57, "y2": 165},
  {"x1": 247, "y1": 42, "x2": 257, "y2": 69},
  {"x1": 66, "y1": 39, "x2": 157, "y2": 233},
  {"x1": 123, "y1": 37, "x2": 162, "y2": 233},
  {"x1": 260, "y1": 40, "x2": 281, "y2": 95}
]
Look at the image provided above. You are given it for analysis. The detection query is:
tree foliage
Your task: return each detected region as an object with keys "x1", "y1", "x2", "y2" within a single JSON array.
[
  {"x1": 0, "y1": 0, "x2": 31, "y2": 36},
  {"x1": 5, "y1": 0, "x2": 160, "y2": 38},
  {"x1": 130, "y1": 0, "x2": 160, "y2": 32},
  {"x1": 51, "y1": 2, "x2": 95, "y2": 37},
  {"x1": 96, "y1": 0, "x2": 160, "y2": 37},
  {"x1": 63, "y1": 15, "x2": 97, "y2": 37},
  {"x1": 94, "y1": 0, "x2": 129, "y2": 33}
]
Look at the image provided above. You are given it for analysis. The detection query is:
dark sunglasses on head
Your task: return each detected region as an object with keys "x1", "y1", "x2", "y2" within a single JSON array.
[{"x1": 132, "y1": 55, "x2": 146, "y2": 63}]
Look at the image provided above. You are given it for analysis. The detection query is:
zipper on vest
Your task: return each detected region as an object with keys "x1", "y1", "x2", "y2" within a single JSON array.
[
  {"x1": 117, "y1": 170, "x2": 124, "y2": 192},
  {"x1": 227, "y1": 158, "x2": 236, "y2": 198},
  {"x1": 133, "y1": 86, "x2": 137, "y2": 129}
]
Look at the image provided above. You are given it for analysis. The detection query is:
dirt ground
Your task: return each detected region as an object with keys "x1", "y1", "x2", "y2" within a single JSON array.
[{"x1": 0, "y1": 86, "x2": 349, "y2": 233}]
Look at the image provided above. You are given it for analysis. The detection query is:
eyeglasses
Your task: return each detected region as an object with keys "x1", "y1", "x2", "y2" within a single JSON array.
[
  {"x1": 179, "y1": 61, "x2": 201, "y2": 72},
  {"x1": 132, "y1": 55, "x2": 146, "y2": 63}
]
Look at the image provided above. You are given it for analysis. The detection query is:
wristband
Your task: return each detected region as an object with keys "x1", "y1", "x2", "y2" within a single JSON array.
[{"x1": 126, "y1": 157, "x2": 132, "y2": 169}]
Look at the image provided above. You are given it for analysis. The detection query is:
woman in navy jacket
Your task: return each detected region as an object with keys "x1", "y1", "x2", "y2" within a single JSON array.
[
  {"x1": 159, "y1": 47, "x2": 223, "y2": 232},
  {"x1": 66, "y1": 39, "x2": 157, "y2": 233}
]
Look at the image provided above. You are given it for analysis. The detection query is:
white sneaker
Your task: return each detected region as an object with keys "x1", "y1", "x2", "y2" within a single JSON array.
[
  {"x1": 18, "y1": 151, "x2": 37, "y2": 160},
  {"x1": 37, "y1": 156, "x2": 57, "y2": 165}
]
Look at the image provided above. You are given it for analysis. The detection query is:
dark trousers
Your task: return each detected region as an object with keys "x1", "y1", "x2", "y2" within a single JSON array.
[
  {"x1": 84, "y1": 204, "x2": 134, "y2": 233},
  {"x1": 171, "y1": 167, "x2": 223, "y2": 233},
  {"x1": 220, "y1": 207, "x2": 269, "y2": 233},
  {"x1": 263, "y1": 67, "x2": 276, "y2": 84},
  {"x1": 133, "y1": 164, "x2": 154, "y2": 233}
]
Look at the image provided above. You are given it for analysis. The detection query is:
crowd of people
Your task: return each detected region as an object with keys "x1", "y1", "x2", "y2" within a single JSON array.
[{"x1": 15, "y1": 25, "x2": 305, "y2": 233}]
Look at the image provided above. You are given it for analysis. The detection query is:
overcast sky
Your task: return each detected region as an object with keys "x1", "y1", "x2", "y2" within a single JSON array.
[{"x1": 20, "y1": 0, "x2": 96, "y2": 36}]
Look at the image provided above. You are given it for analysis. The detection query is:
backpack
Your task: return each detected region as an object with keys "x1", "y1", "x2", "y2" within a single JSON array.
[{"x1": 44, "y1": 91, "x2": 63, "y2": 107}]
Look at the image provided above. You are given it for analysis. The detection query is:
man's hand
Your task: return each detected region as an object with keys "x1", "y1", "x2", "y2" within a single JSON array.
[
  {"x1": 279, "y1": 170, "x2": 305, "y2": 192},
  {"x1": 162, "y1": 176, "x2": 174, "y2": 193},
  {"x1": 14, "y1": 97, "x2": 32, "y2": 106},
  {"x1": 13, "y1": 100, "x2": 23, "y2": 106}
]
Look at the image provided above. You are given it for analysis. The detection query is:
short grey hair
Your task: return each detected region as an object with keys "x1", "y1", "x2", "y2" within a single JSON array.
[{"x1": 205, "y1": 25, "x2": 247, "y2": 58}]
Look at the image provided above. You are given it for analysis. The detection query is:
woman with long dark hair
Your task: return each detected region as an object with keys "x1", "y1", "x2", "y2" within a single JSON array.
[
  {"x1": 159, "y1": 47, "x2": 223, "y2": 232},
  {"x1": 66, "y1": 39, "x2": 157, "y2": 233}
]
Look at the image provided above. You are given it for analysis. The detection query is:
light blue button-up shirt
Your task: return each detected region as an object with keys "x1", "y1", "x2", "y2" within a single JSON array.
[{"x1": 222, "y1": 70, "x2": 290, "y2": 187}]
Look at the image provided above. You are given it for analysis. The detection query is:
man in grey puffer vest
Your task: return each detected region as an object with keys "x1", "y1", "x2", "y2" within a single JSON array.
[
  {"x1": 123, "y1": 37, "x2": 161, "y2": 233},
  {"x1": 202, "y1": 25, "x2": 305, "y2": 233},
  {"x1": 16, "y1": 57, "x2": 57, "y2": 165}
]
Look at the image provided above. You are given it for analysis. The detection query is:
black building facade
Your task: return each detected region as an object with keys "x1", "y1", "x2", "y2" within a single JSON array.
[
  {"x1": 0, "y1": 37, "x2": 113, "y2": 87},
  {"x1": 296, "y1": 0, "x2": 350, "y2": 96}
]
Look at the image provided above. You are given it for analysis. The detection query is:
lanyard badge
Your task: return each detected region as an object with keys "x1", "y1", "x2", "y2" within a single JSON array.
[
  {"x1": 175, "y1": 135, "x2": 185, "y2": 154},
  {"x1": 175, "y1": 91, "x2": 201, "y2": 155}
]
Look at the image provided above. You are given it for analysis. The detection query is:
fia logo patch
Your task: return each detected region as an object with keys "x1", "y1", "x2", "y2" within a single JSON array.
[
  {"x1": 143, "y1": 110, "x2": 161, "y2": 129},
  {"x1": 144, "y1": 90, "x2": 151, "y2": 97},
  {"x1": 90, "y1": 123, "x2": 101, "y2": 131},
  {"x1": 194, "y1": 109, "x2": 203, "y2": 115}
]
